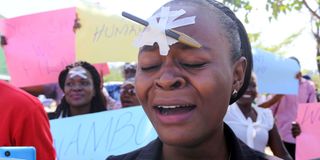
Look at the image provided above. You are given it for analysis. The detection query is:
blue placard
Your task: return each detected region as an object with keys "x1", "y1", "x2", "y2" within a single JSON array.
[
  {"x1": 50, "y1": 106, "x2": 157, "y2": 160},
  {"x1": 0, "y1": 147, "x2": 36, "y2": 160},
  {"x1": 253, "y1": 48, "x2": 300, "y2": 95}
]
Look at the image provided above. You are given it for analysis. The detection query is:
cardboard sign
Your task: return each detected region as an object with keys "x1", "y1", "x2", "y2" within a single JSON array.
[
  {"x1": 296, "y1": 103, "x2": 320, "y2": 160},
  {"x1": 1, "y1": 8, "x2": 76, "y2": 87},
  {"x1": 75, "y1": 4, "x2": 142, "y2": 63},
  {"x1": 50, "y1": 106, "x2": 157, "y2": 160},
  {"x1": 253, "y1": 48, "x2": 300, "y2": 94}
]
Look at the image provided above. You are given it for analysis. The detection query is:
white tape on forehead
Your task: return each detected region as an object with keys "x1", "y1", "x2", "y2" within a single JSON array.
[
  {"x1": 135, "y1": 7, "x2": 196, "y2": 56},
  {"x1": 68, "y1": 66, "x2": 88, "y2": 79}
]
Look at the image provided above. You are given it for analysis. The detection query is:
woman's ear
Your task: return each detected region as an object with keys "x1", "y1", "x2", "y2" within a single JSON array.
[{"x1": 232, "y1": 57, "x2": 247, "y2": 92}]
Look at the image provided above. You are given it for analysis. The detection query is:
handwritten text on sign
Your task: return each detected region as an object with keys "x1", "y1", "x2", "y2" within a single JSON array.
[
  {"x1": 50, "y1": 106, "x2": 157, "y2": 160},
  {"x1": 75, "y1": 5, "x2": 143, "y2": 63},
  {"x1": 1, "y1": 8, "x2": 75, "y2": 87},
  {"x1": 296, "y1": 103, "x2": 320, "y2": 160}
]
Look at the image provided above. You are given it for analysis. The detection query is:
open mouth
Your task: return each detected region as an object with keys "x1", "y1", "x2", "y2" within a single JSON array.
[
  {"x1": 154, "y1": 104, "x2": 196, "y2": 115},
  {"x1": 242, "y1": 94, "x2": 251, "y2": 98}
]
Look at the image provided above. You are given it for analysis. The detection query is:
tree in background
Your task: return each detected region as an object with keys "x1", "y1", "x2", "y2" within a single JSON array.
[
  {"x1": 248, "y1": 30, "x2": 302, "y2": 57},
  {"x1": 223, "y1": 0, "x2": 320, "y2": 74}
]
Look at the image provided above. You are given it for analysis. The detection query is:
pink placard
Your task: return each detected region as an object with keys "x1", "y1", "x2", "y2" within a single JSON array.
[
  {"x1": 93, "y1": 63, "x2": 110, "y2": 76},
  {"x1": 2, "y1": 8, "x2": 76, "y2": 87},
  {"x1": 296, "y1": 103, "x2": 320, "y2": 160}
]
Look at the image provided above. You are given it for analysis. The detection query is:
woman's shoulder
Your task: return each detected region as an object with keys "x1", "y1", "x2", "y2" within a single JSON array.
[
  {"x1": 253, "y1": 105, "x2": 274, "y2": 128},
  {"x1": 107, "y1": 149, "x2": 141, "y2": 160},
  {"x1": 253, "y1": 105, "x2": 273, "y2": 117},
  {"x1": 106, "y1": 138, "x2": 162, "y2": 160},
  {"x1": 224, "y1": 123, "x2": 279, "y2": 160},
  {"x1": 47, "y1": 112, "x2": 57, "y2": 120}
]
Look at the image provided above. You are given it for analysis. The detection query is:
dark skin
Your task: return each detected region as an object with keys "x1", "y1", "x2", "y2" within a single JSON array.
[
  {"x1": 120, "y1": 83, "x2": 140, "y2": 108},
  {"x1": 291, "y1": 122, "x2": 301, "y2": 138},
  {"x1": 135, "y1": 2, "x2": 246, "y2": 160},
  {"x1": 64, "y1": 68, "x2": 95, "y2": 116},
  {"x1": 0, "y1": 35, "x2": 7, "y2": 46},
  {"x1": 237, "y1": 76, "x2": 292, "y2": 160}
]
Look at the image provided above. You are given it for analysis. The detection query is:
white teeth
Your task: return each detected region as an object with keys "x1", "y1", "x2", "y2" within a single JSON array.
[
  {"x1": 158, "y1": 106, "x2": 176, "y2": 109},
  {"x1": 242, "y1": 95, "x2": 251, "y2": 98},
  {"x1": 157, "y1": 105, "x2": 192, "y2": 109}
]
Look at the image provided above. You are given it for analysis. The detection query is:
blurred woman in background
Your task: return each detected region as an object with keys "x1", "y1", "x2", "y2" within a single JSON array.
[{"x1": 48, "y1": 61, "x2": 106, "y2": 119}]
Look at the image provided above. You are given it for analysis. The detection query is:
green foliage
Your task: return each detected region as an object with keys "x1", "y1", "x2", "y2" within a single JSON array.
[
  {"x1": 223, "y1": 0, "x2": 320, "y2": 72},
  {"x1": 311, "y1": 73, "x2": 320, "y2": 91},
  {"x1": 251, "y1": 30, "x2": 302, "y2": 56},
  {"x1": 248, "y1": 32, "x2": 261, "y2": 43},
  {"x1": 265, "y1": 0, "x2": 303, "y2": 20},
  {"x1": 223, "y1": 0, "x2": 252, "y2": 11},
  {"x1": 223, "y1": 0, "x2": 252, "y2": 23}
]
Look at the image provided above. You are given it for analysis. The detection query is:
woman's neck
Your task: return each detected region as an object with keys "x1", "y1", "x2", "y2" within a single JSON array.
[
  {"x1": 161, "y1": 124, "x2": 229, "y2": 160},
  {"x1": 236, "y1": 102, "x2": 256, "y2": 121},
  {"x1": 69, "y1": 104, "x2": 91, "y2": 116}
]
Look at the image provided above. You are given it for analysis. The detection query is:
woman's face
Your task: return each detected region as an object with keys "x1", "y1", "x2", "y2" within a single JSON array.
[
  {"x1": 120, "y1": 83, "x2": 140, "y2": 108},
  {"x1": 236, "y1": 76, "x2": 257, "y2": 106},
  {"x1": 64, "y1": 67, "x2": 95, "y2": 108},
  {"x1": 135, "y1": 4, "x2": 246, "y2": 147}
]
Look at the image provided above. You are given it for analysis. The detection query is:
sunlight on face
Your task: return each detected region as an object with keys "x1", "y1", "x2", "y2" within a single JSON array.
[
  {"x1": 135, "y1": 3, "x2": 238, "y2": 147},
  {"x1": 64, "y1": 67, "x2": 95, "y2": 108}
]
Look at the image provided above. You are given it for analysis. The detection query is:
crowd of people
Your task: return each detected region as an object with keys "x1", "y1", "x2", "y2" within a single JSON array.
[{"x1": 0, "y1": 0, "x2": 319, "y2": 159}]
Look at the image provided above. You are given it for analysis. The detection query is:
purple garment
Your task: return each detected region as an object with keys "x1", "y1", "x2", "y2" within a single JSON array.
[{"x1": 271, "y1": 78, "x2": 317, "y2": 143}]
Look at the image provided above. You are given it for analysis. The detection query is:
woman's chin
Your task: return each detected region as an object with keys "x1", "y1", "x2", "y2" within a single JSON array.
[{"x1": 158, "y1": 130, "x2": 202, "y2": 148}]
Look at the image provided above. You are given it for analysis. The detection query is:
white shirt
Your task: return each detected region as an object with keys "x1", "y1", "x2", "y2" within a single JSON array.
[{"x1": 224, "y1": 103, "x2": 274, "y2": 152}]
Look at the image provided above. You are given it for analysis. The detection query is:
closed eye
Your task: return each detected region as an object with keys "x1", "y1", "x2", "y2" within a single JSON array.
[
  {"x1": 181, "y1": 63, "x2": 207, "y2": 69},
  {"x1": 141, "y1": 64, "x2": 161, "y2": 71}
]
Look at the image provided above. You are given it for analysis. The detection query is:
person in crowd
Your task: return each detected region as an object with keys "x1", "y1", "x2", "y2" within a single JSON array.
[
  {"x1": 122, "y1": 62, "x2": 137, "y2": 80},
  {"x1": 107, "y1": 0, "x2": 279, "y2": 159},
  {"x1": 48, "y1": 61, "x2": 106, "y2": 119},
  {"x1": 259, "y1": 57, "x2": 317, "y2": 159},
  {"x1": 106, "y1": 62, "x2": 137, "y2": 103},
  {"x1": 224, "y1": 74, "x2": 292, "y2": 159},
  {"x1": 0, "y1": 80, "x2": 56, "y2": 159},
  {"x1": 302, "y1": 74, "x2": 320, "y2": 102},
  {"x1": 120, "y1": 77, "x2": 140, "y2": 108}
]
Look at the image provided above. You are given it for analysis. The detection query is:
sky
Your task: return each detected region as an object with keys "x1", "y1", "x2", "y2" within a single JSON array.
[{"x1": 0, "y1": 0, "x2": 317, "y2": 71}]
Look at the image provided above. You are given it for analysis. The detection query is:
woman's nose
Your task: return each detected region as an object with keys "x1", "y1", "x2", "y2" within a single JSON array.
[
  {"x1": 71, "y1": 83, "x2": 83, "y2": 91},
  {"x1": 155, "y1": 70, "x2": 186, "y2": 90}
]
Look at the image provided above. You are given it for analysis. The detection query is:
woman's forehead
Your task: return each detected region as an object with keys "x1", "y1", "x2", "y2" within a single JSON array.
[
  {"x1": 67, "y1": 66, "x2": 91, "y2": 80},
  {"x1": 162, "y1": 4, "x2": 227, "y2": 50}
]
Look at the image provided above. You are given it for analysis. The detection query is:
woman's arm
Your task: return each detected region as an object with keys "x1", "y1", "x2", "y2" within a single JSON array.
[
  {"x1": 268, "y1": 124, "x2": 293, "y2": 160},
  {"x1": 259, "y1": 94, "x2": 283, "y2": 108}
]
